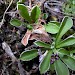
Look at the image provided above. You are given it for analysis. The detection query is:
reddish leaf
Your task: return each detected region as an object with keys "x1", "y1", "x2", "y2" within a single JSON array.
[
  {"x1": 33, "y1": 24, "x2": 45, "y2": 34},
  {"x1": 21, "y1": 30, "x2": 32, "y2": 46},
  {"x1": 21, "y1": 24, "x2": 51, "y2": 46},
  {"x1": 29, "y1": 33, "x2": 51, "y2": 43}
]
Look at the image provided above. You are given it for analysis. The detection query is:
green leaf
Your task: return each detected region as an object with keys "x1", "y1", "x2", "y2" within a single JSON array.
[
  {"x1": 56, "y1": 36, "x2": 75, "y2": 48},
  {"x1": 58, "y1": 48, "x2": 70, "y2": 56},
  {"x1": 17, "y1": 1, "x2": 22, "y2": 4},
  {"x1": 39, "y1": 50, "x2": 52, "y2": 74},
  {"x1": 55, "y1": 17, "x2": 73, "y2": 46},
  {"x1": 31, "y1": 5, "x2": 41, "y2": 22},
  {"x1": 27, "y1": 25, "x2": 33, "y2": 30},
  {"x1": 50, "y1": 21, "x2": 60, "y2": 26},
  {"x1": 10, "y1": 19, "x2": 21, "y2": 26},
  {"x1": 61, "y1": 56, "x2": 75, "y2": 70},
  {"x1": 43, "y1": 13, "x2": 48, "y2": 19},
  {"x1": 34, "y1": 41, "x2": 50, "y2": 49},
  {"x1": 17, "y1": 0, "x2": 25, "y2": 4},
  {"x1": 54, "y1": 59, "x2": 69, "y2": 75},
  {"x1": 17, "y1": 4, "x2": 31, "y2": 23},
  {"x1": 20, "y1": 0, "x2": 25, "y2": 3},
  {"x1": 20, "y1": 49, "x2": 38, "y2": 61},
  {"x1": 70, "y1": 50, "x2": 75, "y2": 56},
  {"x1": 45, "y1": 22, "x2": 59, "y2": 34},
  {"x1": 50, "y1": 64, "x2": 55, "y2": 72}
]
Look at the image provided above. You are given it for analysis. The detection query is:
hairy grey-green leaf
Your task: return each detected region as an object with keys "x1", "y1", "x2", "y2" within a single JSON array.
[
  {"x1": 20, "y1": 49, "x2": 38, "y2": 61},
  {"x1": 55, "y1": 17, "x2": 73, "y2": 46}
]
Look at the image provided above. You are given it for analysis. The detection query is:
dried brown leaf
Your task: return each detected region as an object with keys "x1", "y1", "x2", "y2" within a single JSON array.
[
  {"x1": 29, "y1": 33, "x2": 51, "y2": 43},
  {"x1": 21, "y1": 30, "x2": 32, "y2": 46},
  {"x1": 21, "y1": 24, "x2": 51, "y2": 46}
]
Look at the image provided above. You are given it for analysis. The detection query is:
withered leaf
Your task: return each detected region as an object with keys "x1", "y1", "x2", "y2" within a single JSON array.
[
  {"x1": 21, "y1": 30, "x2": 32, "y2": 46},
  {"x1": 21, "y1": 24, "x2": 52, "y2": 46},
  {"x1": 29, "y1": 33, "x2": 51, "y2": 43}
]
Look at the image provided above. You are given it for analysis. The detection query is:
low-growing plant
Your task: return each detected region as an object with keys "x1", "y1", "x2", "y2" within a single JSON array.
[
  {"x1": 62, "y1": 0, "x2": 75, "y2": 16},
  {"x1": 10, "y1": 1, "x2": 41, "y2": 26},
  {"x1": 10, "y1": 1, "x2": 75, "y2": 75},
  {"x1": 10, "y1": 1, "x2": 52, "y2": 46},
  {"x1": 20, "y1": 16, "x2": 75, "y2": 75}
]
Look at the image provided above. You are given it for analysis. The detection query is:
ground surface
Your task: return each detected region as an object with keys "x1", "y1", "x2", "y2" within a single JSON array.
[{"x1": 0, "y1": 0, "x2": 75, "y2": 75}]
